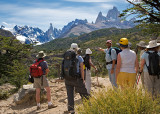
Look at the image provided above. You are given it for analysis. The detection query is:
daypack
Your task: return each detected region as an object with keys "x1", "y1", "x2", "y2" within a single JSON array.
[
  {"x1": 108, "y1": 47, "x2": 122, "y2": 64},
  {"x1": 30, "y1": 59, "x2": 44, "y2": 78},
  {"x1": 61, "y1": 50, "x2": 79, "y2": 79},
  {"x1": 146, "y1": 51, "x2": 160, "y2": 77},
  {"x1": 83, "y1": 55, "x2": 90, "y2": 70},
  {"x1": 109, "y1": 47, "x2": 122, "y2": 56}
]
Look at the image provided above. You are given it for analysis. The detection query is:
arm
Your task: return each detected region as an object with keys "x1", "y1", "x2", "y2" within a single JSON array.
[
  {"x1": 116, "y1": 54, "x2": 121, "y2": 81},
  {"x1": 89, "y1": 58, "x2": 97, "y2": 70},
  {"x1": 135, "y1": 56, "x2": 139, "y2": 74},
  {"x1": 140, "y1": 59, "x2": 145, "y2": 73},
  {"x1": 111, "y1": 49, "x2": 117, "y2": 74},
  {"x1": 46, "y1": 68, "x2": 49, "y2": 75},
  {"x1": 98, "y1": 47, "x2": 105, "y2": 52},
  {"x1": 80, "y1": 62, "x2": 85, "y2": 81}
]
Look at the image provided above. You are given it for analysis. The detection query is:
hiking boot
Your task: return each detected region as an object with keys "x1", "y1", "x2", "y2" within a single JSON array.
[
  {"x1": 37, "y1": 106, "x2": 41, "y2": 110},
  {"x1": 48, "y1": 104, "x2": 57, "y2": 109}
]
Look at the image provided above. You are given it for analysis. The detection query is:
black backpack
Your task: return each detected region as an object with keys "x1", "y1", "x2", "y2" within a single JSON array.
[
  {"x1": 61, "y1": 49, "x2": 79, "y2": 79},
  {"x1": 83, "y1": 55, "x2": 91, "y2": 70},
  {"x1": 108, "y1": 47, "x2": 122, "y2": 64},
  {"x1": 109, "y1": 47, "x2": 122, "y2": 56},
  {"x1": 146, "y1": 51, "x2": 160, "y2": 78}
]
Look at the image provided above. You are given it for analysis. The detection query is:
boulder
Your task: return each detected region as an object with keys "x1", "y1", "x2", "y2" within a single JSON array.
[{"x1": 14, "y1": 84, "x2": 47, "y2": 105}]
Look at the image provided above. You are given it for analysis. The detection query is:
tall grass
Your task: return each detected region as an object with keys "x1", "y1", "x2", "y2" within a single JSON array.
[{"x1": 76, "y1": 87, "x2": 160, "y2": 114}]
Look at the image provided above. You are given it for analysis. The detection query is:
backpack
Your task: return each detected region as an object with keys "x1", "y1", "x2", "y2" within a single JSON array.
[
  {"x1": 83, "y1": 55, "x2": 90, "y2": 70},
  {"x1": 108, "y1": 47, "x2": 122, "y2": 64},
  {"x1": 109, "y1": 47, "x2": 122, "y2": 56},
  {"x1": 61, "y1": 50, "x2": 79, "y2": 79},
  {"x1": 30, "y1": 59, "x2": 44, "y2": 78},
  {"x1": 146, "y1": 51, "x2": 160, "y2": 78}
]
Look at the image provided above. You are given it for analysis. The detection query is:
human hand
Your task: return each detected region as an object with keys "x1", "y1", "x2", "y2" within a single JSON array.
[{"x1": 111, "y1": 69, "x2": 114, "y2": 74}]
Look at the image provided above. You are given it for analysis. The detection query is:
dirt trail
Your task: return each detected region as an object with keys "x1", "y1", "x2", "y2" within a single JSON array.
[{"x1": 0, "y1": 77, "x2": 112, "y2": 114}]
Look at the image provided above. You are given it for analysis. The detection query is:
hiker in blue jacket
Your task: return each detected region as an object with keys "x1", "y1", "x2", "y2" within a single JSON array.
[{"x1": 98, "y1": 40, "x2": 117, "y2": 88}]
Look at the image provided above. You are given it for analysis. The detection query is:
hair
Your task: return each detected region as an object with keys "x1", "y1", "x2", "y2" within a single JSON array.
[
  {"x1": 147, "y1": 47, "x2": 158, "y2": 51},
  {"x1": 77, "y1": 49, "x2": 82, "y2": 55}
]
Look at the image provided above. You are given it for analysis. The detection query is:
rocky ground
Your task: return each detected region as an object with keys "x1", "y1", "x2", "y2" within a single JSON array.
[{"x1": 0, "y1": 77, "x2": 112, "y2": 114}]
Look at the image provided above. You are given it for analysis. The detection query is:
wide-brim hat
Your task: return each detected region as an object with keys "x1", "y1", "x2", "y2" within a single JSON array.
[
  {"x1": 146, "y1": 40, "x2": 160, "y2": 49},
  {"x1": 136, "y1": 41, "x2": 147, "y2": 48},
  {"x1": 86, "y1": 48, "x2": 92, "y2": 54},
  {"x1": 36, "y1": 51, "x2": 46, "y2": 58},
  {"x1": 70, "y1": 43, "x2": 78, "y2": 50}
]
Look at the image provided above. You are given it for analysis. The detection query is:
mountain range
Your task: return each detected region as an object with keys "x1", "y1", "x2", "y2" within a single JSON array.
[{"x1": 0, "y1": 6, "x2": 137, "y2": 44}]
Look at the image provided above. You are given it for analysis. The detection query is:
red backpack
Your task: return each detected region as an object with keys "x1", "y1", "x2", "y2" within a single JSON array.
[{"x1": 30, "y1": 59, "x2": 44, "y2": 78}]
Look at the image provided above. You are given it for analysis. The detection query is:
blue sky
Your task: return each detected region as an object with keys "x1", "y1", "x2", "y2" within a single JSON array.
[{"x1": 0, "y1": 0, "x2": 130, "y2": 31}]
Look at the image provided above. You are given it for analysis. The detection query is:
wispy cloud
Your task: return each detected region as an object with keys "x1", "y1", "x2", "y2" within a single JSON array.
[
  {"x1": 64, "y1": 0, "x2": 112, "y2": 2},
  {"x1": 0, "y1": 0, "x2": 127, "y2": 31},
  {"x1": 64, "y1": 0, "x2": 126, "y2": 3}
]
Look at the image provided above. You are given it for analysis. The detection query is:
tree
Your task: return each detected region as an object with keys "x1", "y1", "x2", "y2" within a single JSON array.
[
  {"x1": 0, "y1": 35, "x2": 32, "y2": 87},
  {"x1": 120, "y1": 0, "x2": 160, "y2": 36}
]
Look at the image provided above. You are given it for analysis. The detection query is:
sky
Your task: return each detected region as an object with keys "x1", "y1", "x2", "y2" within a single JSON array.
[{"x1": 0, "y1": 0, "x2": 130, "y2": 31}]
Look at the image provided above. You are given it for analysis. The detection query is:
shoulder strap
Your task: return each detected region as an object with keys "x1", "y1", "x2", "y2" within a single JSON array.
[
  {"x1": 109, "y1": 48, "x2": 112, "y2": 55},
  {"x1": 36, "y1": 59, "x2": 44, "y2": 65}
]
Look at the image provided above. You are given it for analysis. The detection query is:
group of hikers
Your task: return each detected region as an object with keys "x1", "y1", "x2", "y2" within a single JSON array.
[{"x1": 30, "y1": 37, "x2": 160, "y2": 114}]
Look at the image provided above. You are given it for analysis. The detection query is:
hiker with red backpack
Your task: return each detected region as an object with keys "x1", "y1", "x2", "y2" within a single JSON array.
[
  {"x1": 140, "y1": 40, "x2": 160, "y2": 97},
  {"x1": 30, "y1": 51, "x2": 57, "y2": 110},
  {"x1": 98, "y1": 40, "x2": 119, "y2": 88},
  {"x1": 61, "y1": 43, "x2": 89, "y2": 114}
]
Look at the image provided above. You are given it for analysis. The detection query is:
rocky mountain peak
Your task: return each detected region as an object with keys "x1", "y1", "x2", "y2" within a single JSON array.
[
  {"x1": 106, "y1": 6, "x2": 120, "y2": 21},
  {"x1": 95, "y1": 11, "x2": 106, "y2": 24}
]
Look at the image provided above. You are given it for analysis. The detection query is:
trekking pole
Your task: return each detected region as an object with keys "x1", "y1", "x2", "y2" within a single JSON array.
[{"x1": 95, "y1": 70, "x2": 99, "y2": 86}]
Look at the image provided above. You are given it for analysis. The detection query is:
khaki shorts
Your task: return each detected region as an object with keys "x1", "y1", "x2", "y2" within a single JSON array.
[{"x1": 33, "y1": 75, "x2": 49, "y2": 88}]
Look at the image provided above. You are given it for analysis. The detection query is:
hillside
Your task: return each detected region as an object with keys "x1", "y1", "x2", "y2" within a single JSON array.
[{"x1": 35, "y1": 27, "x2": 150, "y2": 52}]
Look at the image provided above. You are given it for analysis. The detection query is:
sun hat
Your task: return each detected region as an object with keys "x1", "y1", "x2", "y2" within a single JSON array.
[
  {"x1": 136, "y1": 41, "x2": 147, "y2": 48},
  {"x1": 70, "y1": 43, "x2": 78, "y2": 50},
  {"x1": 86, "y1": 48, "x2": 92, "y2": 54},
  {"x1": 116, "y1": 38, "x2": 130, "y2": 48},
  {"x1": 146, "y1": 40, "x2": 160, "y2": 49},
  {"x1": 106, "y1": 40, "x2": 112, "y2": 44},
  {"x1": 36, "y1": 51, "x2": 46, "y2": 58}
]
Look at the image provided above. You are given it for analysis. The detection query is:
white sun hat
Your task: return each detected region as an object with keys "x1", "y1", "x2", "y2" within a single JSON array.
[
  {"x1": 86, "y1": 48, "x2": 92, "y2": 54},
  {"x1": 146, "y1": 40, "x2": 160, "y2": 49},
  {"x1": 70, "y1": 43, "x2": 78, "y2": 50},
  {"x1": 36, "y1": 51, "x2": 46, "y2": 58}
]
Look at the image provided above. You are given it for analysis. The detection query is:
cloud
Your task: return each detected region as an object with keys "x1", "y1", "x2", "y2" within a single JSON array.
[
  {"x1": 64, "y1": 0, "x2": 112, "y2": 2},
  {"x1": 0, "y1": 1, "x2": 117, "y2": 31},
  {"x1": 64, "y1": 0, "x2": 126, "y2": 2}
]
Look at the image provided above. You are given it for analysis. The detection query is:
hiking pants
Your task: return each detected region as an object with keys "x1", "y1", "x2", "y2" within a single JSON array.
[
  {"x1": 144, "y1": 72, "x2": 160, "y2": 97},
  {"x1": 108, "y1": 68, "x2": 117, "y2": 88},
  {"x1": 65, "y1": 78, "x2": 89, "y2": 111},
  {"x1": 85, "y1": 69, "x2": 91, "y2": 94}
]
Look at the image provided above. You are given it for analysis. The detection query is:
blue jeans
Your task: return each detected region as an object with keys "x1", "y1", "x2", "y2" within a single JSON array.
[{"x1": 108, "y1": 69, "x2": 117, "y2": 87}]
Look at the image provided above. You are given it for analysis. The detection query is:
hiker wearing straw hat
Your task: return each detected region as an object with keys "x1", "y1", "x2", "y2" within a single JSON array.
[
  {"x1": 116, "y1": 38, "x2": 139, "y2": 88},
  {"x1": 98, "y1": 40, "x2": 118, "y2": 88},
  {"x1": 83, "y1": 48, "x2": 98, "y2": 94},
  {"x1": 136, "y1": 41, "x2": 147, "y2": 86},
  {"x1": 140, "y1": 40, "x2": 160, "y2": 97},
  {"x1": 33, "y1": 51, "x2": 57, "y2": 110}
]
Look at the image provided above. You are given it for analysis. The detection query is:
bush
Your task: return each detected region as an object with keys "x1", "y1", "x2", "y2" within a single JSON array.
[
  {"x1": 77, "y1": 87, "x2": 160, "y2": 114},
  {"x1": 8, "y1": 60, "x2": 28, "y2": 88}
]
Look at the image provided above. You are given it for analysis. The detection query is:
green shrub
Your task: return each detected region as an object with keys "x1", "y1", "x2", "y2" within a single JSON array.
[{"x1": 77, "y1": 87, "x2": 160, "y2": 114}]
